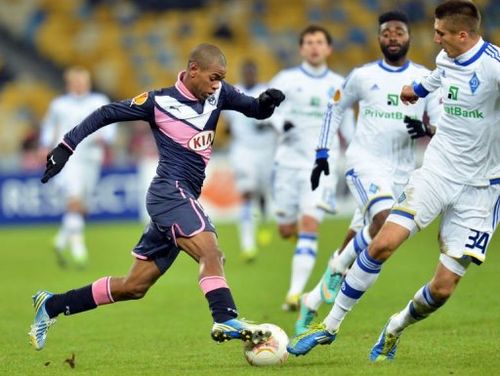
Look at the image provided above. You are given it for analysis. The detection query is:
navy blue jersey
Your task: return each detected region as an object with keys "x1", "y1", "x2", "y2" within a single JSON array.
[{"x1": 63, "y1": 72, "x2": 274, "y2": 196}]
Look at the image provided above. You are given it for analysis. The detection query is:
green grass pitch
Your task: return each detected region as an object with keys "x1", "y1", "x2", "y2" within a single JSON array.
[{"x1": 1, "y1": 217, "x2": 499, "y2": 375}]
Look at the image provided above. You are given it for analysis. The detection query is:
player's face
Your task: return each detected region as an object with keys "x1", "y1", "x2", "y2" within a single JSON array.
[
  {"x1": 433, "y1": 18, "x2": 466, "y2": 58},
  {"x1": 242, "y1": 64, "x2": 257, "y2": 87},
  {"x1": 189, "y1": 62, "x2": 226, "y2": 101},
  {"x1": 378, "y1": 21, "x2": 410, "y2": 63},
  {"x1": 66, "y1": 71, "x2": 91, "y2": 95},
  {"x1": 299, "y1": 32, "x2": 332, "y2": 67}
]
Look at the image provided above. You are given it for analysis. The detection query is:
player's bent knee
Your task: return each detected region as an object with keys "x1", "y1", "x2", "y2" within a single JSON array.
[
  {"x1": 368, "y1": 236, "x2": 395, "y2": 261},
  {"x1": 278, "y1": 225, "x2": 296, "y2": 239}
]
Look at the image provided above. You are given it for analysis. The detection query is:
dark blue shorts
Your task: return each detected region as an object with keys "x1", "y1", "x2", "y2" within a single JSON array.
[{"x1": 132, "y1": 178, "x2": 216, "y2": 274}]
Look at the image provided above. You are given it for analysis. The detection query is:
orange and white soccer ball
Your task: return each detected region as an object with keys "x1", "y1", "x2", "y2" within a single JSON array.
[{"x1": 244, "y1": 323, "x2": 289, "y2": 366}]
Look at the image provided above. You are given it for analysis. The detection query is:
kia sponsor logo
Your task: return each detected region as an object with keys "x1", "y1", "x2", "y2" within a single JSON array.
[{"x1": 188, "y1": 130, "x2": 215, "y2": 151}]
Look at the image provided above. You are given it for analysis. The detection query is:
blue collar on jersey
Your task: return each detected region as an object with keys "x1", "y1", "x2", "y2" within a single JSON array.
[
  {"x1": 454, "y1": 41, "x2": 488, "y2": 66},
  {"x1": 377, "y1": 59, "x2": 410, "y2": 72},
  {"x1": 298, "y1": 65, "x2": 329, "y2": 79}
]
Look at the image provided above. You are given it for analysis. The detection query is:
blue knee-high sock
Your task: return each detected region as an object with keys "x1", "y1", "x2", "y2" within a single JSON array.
[{"x1": 324, "y1": 249, "x2": 383, "y2": 331}]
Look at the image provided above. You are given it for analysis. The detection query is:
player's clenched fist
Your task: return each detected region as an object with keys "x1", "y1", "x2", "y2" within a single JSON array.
[
  {"x1": 41, "y1": 143, "x2": 73, "y2": 183},
  {"x1": 258, "y1": 89, "x2": 285, "y2": 110},
  {"x1": 400, "y1": 85, "x2": 419, "y2": 105}
]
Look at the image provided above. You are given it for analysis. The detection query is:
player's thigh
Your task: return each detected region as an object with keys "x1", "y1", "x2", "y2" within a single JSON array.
[
  {"x1": 345, "y1": 167, "x2": 395, "y2": 221},
  {"x1": 388, "y1": 167, "x2": 455, "y2": 236},
  {"x1": 177, "y1": 231, "x2": 222, "y2": 261},
  {"x1": 272, "y1": 166, "x2": 300, "y2": 224},
  {"x1": 440, "y1": 184, "x2": 494, "y2": 264},
  {"x1": 132, "y1": 221, "x2": 181, "y2": 275}
]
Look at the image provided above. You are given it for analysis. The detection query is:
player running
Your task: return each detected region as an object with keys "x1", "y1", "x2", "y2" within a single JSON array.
[
  {"x1": 269, "y1": 25, "x2": 355, "y2": 311},
  {"x1": 29, "y1": 44, "x2": 285, "y2": 351},
  {"x1": 288, "y1": 1, "x2": 499, "y2": 360},
  {"x1": 222, "y1": 60, "x2": 275, "y2": 261},
  {"x1": 293, "y1": 10, "x2": 441, "y2": 335},
  {"x1": 39, "y1": 66, "x2": 116, "y2": 268}
]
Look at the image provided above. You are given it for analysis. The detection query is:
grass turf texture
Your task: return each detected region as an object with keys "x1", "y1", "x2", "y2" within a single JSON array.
[{"x1": 1, "y1": 218, "x2": 499, "y2": 375}]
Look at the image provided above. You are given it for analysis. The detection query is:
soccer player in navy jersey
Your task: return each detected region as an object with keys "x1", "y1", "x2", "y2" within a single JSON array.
[{"x1": 29, "y1": 43, "x2": 285, "y2": 351}]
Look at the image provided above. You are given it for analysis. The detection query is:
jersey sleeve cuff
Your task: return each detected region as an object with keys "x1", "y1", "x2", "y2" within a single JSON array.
[
  {"x1": 316, "y1": 148, "x2": 329, "y2": 159},
  {"x1": 412, "y1": 82, "x2": 430, "y2": 98},
  {"x1": 62, "y1": 139, "x2": 75, "y2": 152}
]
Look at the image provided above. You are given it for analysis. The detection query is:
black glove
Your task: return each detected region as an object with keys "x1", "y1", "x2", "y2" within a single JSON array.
[
  {"x1": 258, "y1": 89, "x2": 285, "y2": 110},
  {"x1": 310, "y1": 149, "x2": 330, "y2": 191},
  {"x1": 404, "y1": 115, "x2": 433, "y2": 139},
  {"x1": 283, "y1": 121, "x2": 294, "y2": 132},
  {"x1": 41, "y1": 143, "x2": 73, "y2": 183}
]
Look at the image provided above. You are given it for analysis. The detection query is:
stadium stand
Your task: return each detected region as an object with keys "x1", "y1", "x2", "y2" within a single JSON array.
[{"x1": 0, "y1": 0, "x2": 498, "y2": 171}]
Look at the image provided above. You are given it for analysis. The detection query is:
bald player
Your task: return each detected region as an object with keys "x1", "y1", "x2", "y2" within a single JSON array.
[{"x1": 29, "y1": 44, "x2": 285, "y2": 352}]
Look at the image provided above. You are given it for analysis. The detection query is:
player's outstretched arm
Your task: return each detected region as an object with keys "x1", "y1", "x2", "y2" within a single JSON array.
[
  {"x1": 40, "y1": 143, "x2": 73, "y2": 183},
  {"x1": 310, "y1": 148, "x2": 330, "y2": 191},
  {"x1": 400, "y1": 85, "x2": 419, "y2": 105}
]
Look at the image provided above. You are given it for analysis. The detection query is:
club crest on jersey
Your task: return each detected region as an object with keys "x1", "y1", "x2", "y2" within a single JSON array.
[
  {"x1": 188, "y1": 130, "x2": 215, "y2": 151},
  {"x1": 207, "y1": 95, "x2": 217, "y2": 105},
  {"x1": 131, "y1": 92, "x2": 148, "y2": 106},
  {"x1": 469, "y1": 72, "x2": 480, "y2": 94}
]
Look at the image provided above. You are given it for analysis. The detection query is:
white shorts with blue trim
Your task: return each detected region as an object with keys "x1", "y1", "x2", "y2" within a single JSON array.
[
  {"x1": 388, "y1": 167, "x2": 496, "y2": 265},
  {"x1": 345, "y1": 166, "x2": 406, "y2": 222},
  {"x1": 272, "y1": 165, "x2": 333, "y2": 224}
]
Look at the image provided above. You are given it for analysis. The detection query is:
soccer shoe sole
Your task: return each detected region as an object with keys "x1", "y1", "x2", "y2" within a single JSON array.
[{"x1": 211, "y1": 328, "x2": 271, "y2": 344}]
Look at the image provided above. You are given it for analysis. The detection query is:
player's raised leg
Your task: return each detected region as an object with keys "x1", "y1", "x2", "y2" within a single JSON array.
[
  {"x1": 178, "y1": 232, "x2": 271, "y2": 344},
  {"x1": 288, "y1": 221, "x2": 409, "y2": 355}
]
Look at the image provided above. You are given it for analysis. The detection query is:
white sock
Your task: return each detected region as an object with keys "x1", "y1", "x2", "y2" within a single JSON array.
[
  {"x1": 387, "y1": 284, "x2": 446, "y2": 335},
  {"x1": 240, "y1": 200, "x2": 256, "y2": 252},
  {"x1": 324, "y1": 249, "x2": 382, "y2": 332},
  {"x1": 304, "y1": 278, "x2": 323, "y2": 311},
  {"x1": 64, "y1": 212, "x2": 87, "y2": 262},
  {"x1": 287, "y1": 232, "x2": 318, "y2": 297},
  {"x1": 54, "y1": 228, "x2": 68, "y2": 251},
  {"x1": 330, "y1": 226, "x2": 371, "y2": 274}
]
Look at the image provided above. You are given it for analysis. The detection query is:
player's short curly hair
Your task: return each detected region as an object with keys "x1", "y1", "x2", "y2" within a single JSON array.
[
  {"x1": 299, "y1": 25, "x2": 332, "y2": 46},
  {"x1": 378, "y1": 10, "x2": 409, "y2": 26},
  {"x1": 435, "y1": 0, "x2": 481, "y2": 33}
]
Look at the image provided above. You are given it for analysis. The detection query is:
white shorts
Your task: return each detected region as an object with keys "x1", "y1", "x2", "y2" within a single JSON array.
[
  {"x1": 345, "y1": 166, "x2": 406, "y2": 222},
  {"x1": 388, "y1": 167, "x2": 495, "y2": 264},
  {"x1": 349, "y1": 208, "x2": 365, "y2": 233},
  {"x1": 272, "y1": 166, "x2": 332, "y2": 224},
  {"x1": 229, "y1": 146, "x2": 274, "y2": 196},
  {"x1": 55, "y1": 157, "x2": 102, "y2": 202}
]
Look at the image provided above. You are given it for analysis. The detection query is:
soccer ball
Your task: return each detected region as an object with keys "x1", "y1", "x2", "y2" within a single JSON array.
[{"x1": 244, "y1": 323, "x2": 289, "y2": 366}]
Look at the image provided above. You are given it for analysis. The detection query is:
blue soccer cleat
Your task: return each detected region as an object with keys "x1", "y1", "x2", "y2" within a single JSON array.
[
  {"x1": 320, "y1": 265, "x2": 344, "y2": 304},
  {"x1": 294, "y1": 294, "x2": 316, "y2": 335},
  {"x1": 29, "y1": 291, "x2": 56, "y2": 350},
  {"x1": 287, "y1": 323, "x2": 336, "y2": 356},
  {"x1": 211, "y1": 318, "x2": 271, "y2": 344},
  {"x1": 369, "y1": 316, "x2": 400, "y2": 362}
]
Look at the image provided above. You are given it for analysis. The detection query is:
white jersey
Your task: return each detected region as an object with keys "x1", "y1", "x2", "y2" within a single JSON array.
[
  {"x1": 40, "y1": 92, "x2": 114, "y2": 163},
  {"x1": 318, "y1": 59, "x2": 441, "y2": 183},
  {"x1": 222, "y1": 82, "x2": 276, "y2": 151},
  {"x1": 415, "y1": 39, "x2": 499, "y2": 186},
  {"x1": 270, "y1": 62, "x2": 355, "y2": 169}
]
